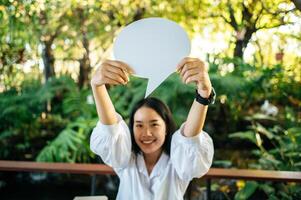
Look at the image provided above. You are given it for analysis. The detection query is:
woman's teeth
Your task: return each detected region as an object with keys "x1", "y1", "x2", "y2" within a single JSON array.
[{"x1": 142, "y1": 140, "x2": 155, "y2": 144}]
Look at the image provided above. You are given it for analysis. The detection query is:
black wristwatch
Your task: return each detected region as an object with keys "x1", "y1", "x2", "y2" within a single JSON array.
[{"x1": 195, "y1": 87, "x2": 216, "y2": 105}]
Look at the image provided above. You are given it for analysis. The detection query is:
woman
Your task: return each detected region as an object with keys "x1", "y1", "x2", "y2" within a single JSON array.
[{"x1": 90, "y1": 57, "x2": 214, "y2": 200}]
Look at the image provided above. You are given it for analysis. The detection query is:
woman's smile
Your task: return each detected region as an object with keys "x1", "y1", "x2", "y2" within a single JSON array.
[{"x1": 141, "y1": 139, "x2": 157, "y2": 144}]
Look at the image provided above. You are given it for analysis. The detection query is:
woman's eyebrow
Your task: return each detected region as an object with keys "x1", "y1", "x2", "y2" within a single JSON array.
[{"x1": 134, "y1": 119, "x2": 160, "y2": 123}]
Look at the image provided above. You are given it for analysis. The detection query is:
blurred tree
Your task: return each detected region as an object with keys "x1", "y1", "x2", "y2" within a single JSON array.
[
  {"x1": 208, "y1": 0, "x2": 298, "y2": 60},
  {"x1": 77, "y1": 7, "x2": 91, "y2": 89},
  {"x1": 145, "y1": 0, "x2": 301, "y2": 66},
  {"x1": 2, "y1": 0, "x2": 299, "y2": 87},
  {"x1": 0, "y1": 0, "x2": 31, "y2": 89},
  {"x1": 33, "y1": 1, "x2": 72, "y2": 82},
  {"x1": 0, "y1": 0, "x2": 72, "y2": 85},
  {"x1": 54, "y1": 0, "x2": 147, "y2": 89}
]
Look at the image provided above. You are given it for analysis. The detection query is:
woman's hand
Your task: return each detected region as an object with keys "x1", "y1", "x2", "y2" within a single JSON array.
[
  {"x1": 91, "y1": 59, "x2": 134, "y2": 87},
  {"x1": 176, "y1": 57, "x2": 212, "y2": 98}
]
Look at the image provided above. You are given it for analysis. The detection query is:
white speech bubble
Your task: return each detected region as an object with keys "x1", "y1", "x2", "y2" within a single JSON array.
[{"x1": 113, "y1": 17, "x2": 191, "y2": 97}]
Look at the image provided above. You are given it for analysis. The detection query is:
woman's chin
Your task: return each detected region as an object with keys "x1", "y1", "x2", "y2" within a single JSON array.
[
  {"x1": 142, "y1": 149, "x2": 157, "y2": 155},
  {"x1": 140, "y1": 146, "x2": 162, "y2": 155}
]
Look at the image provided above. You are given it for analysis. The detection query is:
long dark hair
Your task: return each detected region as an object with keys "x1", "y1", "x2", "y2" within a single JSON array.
[{"x1": 129, "y1": 97, "x2": 177, "y2": 156}]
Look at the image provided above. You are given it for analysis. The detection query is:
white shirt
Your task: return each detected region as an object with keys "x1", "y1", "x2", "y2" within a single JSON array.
[{"x1": 90, "y1": 113, "x2": 214, "y2": 200}]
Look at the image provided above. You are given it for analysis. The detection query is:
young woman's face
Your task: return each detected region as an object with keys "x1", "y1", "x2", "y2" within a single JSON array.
[{"x1": 133, "y1": 106, "x2": 166, "y2": 155}]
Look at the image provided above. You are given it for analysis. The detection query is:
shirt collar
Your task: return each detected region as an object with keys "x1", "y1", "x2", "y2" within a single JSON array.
[{"x1": 137, "y1": 152, "x2": 169, "y2": 178}]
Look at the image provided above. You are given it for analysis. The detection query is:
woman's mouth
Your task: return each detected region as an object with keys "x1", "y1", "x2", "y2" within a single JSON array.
[{"x1": 141, "y1": 139, "x2": 156, "y2": 144}]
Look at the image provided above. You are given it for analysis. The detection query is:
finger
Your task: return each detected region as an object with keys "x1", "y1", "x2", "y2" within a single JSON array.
[
  {"x1": 198, "y1": 61, "x2": 207, "y2": 72},
  {"x1": 176, "y1": 57, "x2": 199, "y2": 72},
  {"x1": 105, "y1": 59, "x2": 135, "y2": 74},
  {"x1": 185, "y1": 73, "x2": 210, "y2": 86},
  {"x1": 104, "y1": 71, "x2": 126, "y2": 85},
  {"x1": 184, "y1": 73, "x2": 202, "y2": 84},
  {"x1": 203, "y1": 62, "x2": 209, "y2": 72},
  {"x1": 176, "y1": 57, "x2": 199, "y2": 71},
  {"x1": 105, "y1": 64, "x2": 128, "y2": 82},
  {"x1": 182, "y1": 68, "x2": 200, "y2": 83},
  {"x1": 180, "y1": 62, "x2": 198, "y2": 77},
  {"x1": 103, "y1": 77, "x2": 120, "y2": 85}
]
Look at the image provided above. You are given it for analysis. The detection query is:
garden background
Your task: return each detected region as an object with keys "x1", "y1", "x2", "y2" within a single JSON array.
[{"x1": 0, "y1": 0, "x2": 301, "y2": 199}]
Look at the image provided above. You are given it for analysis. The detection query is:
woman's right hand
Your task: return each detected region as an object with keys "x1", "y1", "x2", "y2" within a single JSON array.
[{"x1": 91, "y1": 59, "x2": 135, "y2": 87}]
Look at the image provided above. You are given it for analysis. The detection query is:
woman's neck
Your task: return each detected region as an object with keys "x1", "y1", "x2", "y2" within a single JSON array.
[{"x1": 143, "y1": 148, "x2": 163, "y2": 167}]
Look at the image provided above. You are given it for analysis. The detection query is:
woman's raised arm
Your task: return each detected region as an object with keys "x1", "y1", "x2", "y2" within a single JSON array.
[
  {"x1": 90, "y1": 60, "x2": 134, "y2": 125},
  {"x1": 176, "y1": 57, "x2": 212, "y2": 137}
]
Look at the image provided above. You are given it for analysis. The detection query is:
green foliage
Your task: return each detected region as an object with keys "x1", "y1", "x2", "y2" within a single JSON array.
[
  {"x1": 36, "y1": 117, "x2": 97, "y2": 163},
  {"x1": 228, "y1": 113, "x2": 301, "y2": 198},
  {"x1": 229, "y1": 122, "x2": 301, "y2": 171},
  {"x1": 0, "y1": 75, "x2": 97, "y2": 161},
  {"x1": 235, "y1": 181, "x2": 259, "y2": 200},
  {"x1": 209, "y1": 57, "x2": 301, "y2": 199},
  {"x1": 108, "y1": 76, "x2": 147, "y2": 121},
  {"x1": 34, "y1": 77, "x2": 99, "y2": 163}
]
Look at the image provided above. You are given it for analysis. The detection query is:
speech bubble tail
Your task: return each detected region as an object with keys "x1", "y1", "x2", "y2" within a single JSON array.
[
  {"x1": 145, "y1": 84, "x2": 155, "y2": 98},
  {"x1": 144, "y1": 75, "x2": 168, "y2": 98}
]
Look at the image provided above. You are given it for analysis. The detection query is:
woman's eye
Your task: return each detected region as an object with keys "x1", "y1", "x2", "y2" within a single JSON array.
[
  {"x1": 152, "y1": 124, "x2": 159, "y2": 127},
  {"x1": 135, "y1": 124, "x2": 142, "y2": 128}
]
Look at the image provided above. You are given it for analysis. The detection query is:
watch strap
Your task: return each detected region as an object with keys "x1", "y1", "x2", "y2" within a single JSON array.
[{"x1": 195, "y1": 87, "x2": 216, "y2": 105}]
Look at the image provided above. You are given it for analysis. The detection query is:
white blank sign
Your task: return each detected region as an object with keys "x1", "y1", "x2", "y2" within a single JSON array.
[{"x1": 113, "y1": 17, "x2": 191, "y2": 97}]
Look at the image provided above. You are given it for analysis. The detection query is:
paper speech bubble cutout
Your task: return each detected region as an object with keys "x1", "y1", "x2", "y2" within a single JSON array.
[{"x1": 113, "y1": 17, "x2": 191, "y2": 97}]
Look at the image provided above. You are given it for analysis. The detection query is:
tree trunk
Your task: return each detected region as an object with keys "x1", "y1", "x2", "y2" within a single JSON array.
[
  {"x1": 234, "y1": 39, "x2": 244, "y2": 59},
  {"x1": 233, "y1": 28, "x2": 255, "y2": 59},
  {"x1": 78, "y1": 49, "x2": 90, "y2": 88},
  {"x1": 41, "y1": 40, "x2": 55, "y2": 81},
  {"x1": 39, "y1": 11, "x2": 56, "y2": 82},
  {"x1": 77, "y1": 8, "x2": 91, "y2": 89}
]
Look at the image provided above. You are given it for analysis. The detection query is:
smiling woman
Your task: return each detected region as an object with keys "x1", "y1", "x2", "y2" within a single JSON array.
[
  {"x1": 129, "y1": 98, "x2": 176, "y2": 156},
  {"x1": 133, "y1": 107, "x2": 168, "y2": 155},
  {"x1": 129, "y1": 98, "x2": 176, "y2": 175},
  {"x1": 89, "y1": 57, "x2": 215, "y2": 200}
]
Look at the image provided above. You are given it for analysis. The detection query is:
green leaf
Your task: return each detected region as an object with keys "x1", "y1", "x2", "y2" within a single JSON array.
[
  {"x1": 213, "y1": 160, "x2": 232, "y2": 168},
  {"x1": 259, "y1": 183, "x2": 275, "y2": 195},
  {"x1": 234, "y1": 181, "x2": 258, "y2": 200},
  {"x1": 256, "y1": 123, "x2": 275, "y2": 139},
  {"x1": 245, "y1": 113, "x2": 276, "y2": 121},
  {"x1": 229, "y1": 131, "x2": 256, "y2": 144},
  {"x1": 268, "y1": 194, "x2": 279, "y2": 200}
]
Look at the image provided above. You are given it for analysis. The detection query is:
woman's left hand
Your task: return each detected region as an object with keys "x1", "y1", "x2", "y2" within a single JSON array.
[{"x1": 176, "y1": 57, "x2": 212, "y2": 98}]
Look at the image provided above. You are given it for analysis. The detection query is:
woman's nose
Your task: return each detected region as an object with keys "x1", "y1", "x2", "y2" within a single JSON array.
[{"x1": 143, "y1": 127, "x2": 152, "y2": 136}]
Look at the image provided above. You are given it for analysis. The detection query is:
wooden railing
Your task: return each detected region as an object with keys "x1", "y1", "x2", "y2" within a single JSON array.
[{"x1": 1, "y1": 160, "x2": 301, "y2": 199}]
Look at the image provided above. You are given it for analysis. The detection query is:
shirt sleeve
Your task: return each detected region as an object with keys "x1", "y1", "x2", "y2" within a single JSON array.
[
  {"x1": 170, "y1": 123, "x2": 214, "y2": 182},
  {"x1": 90, "y1": 113, "x2": 132, "y2": 169}
]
